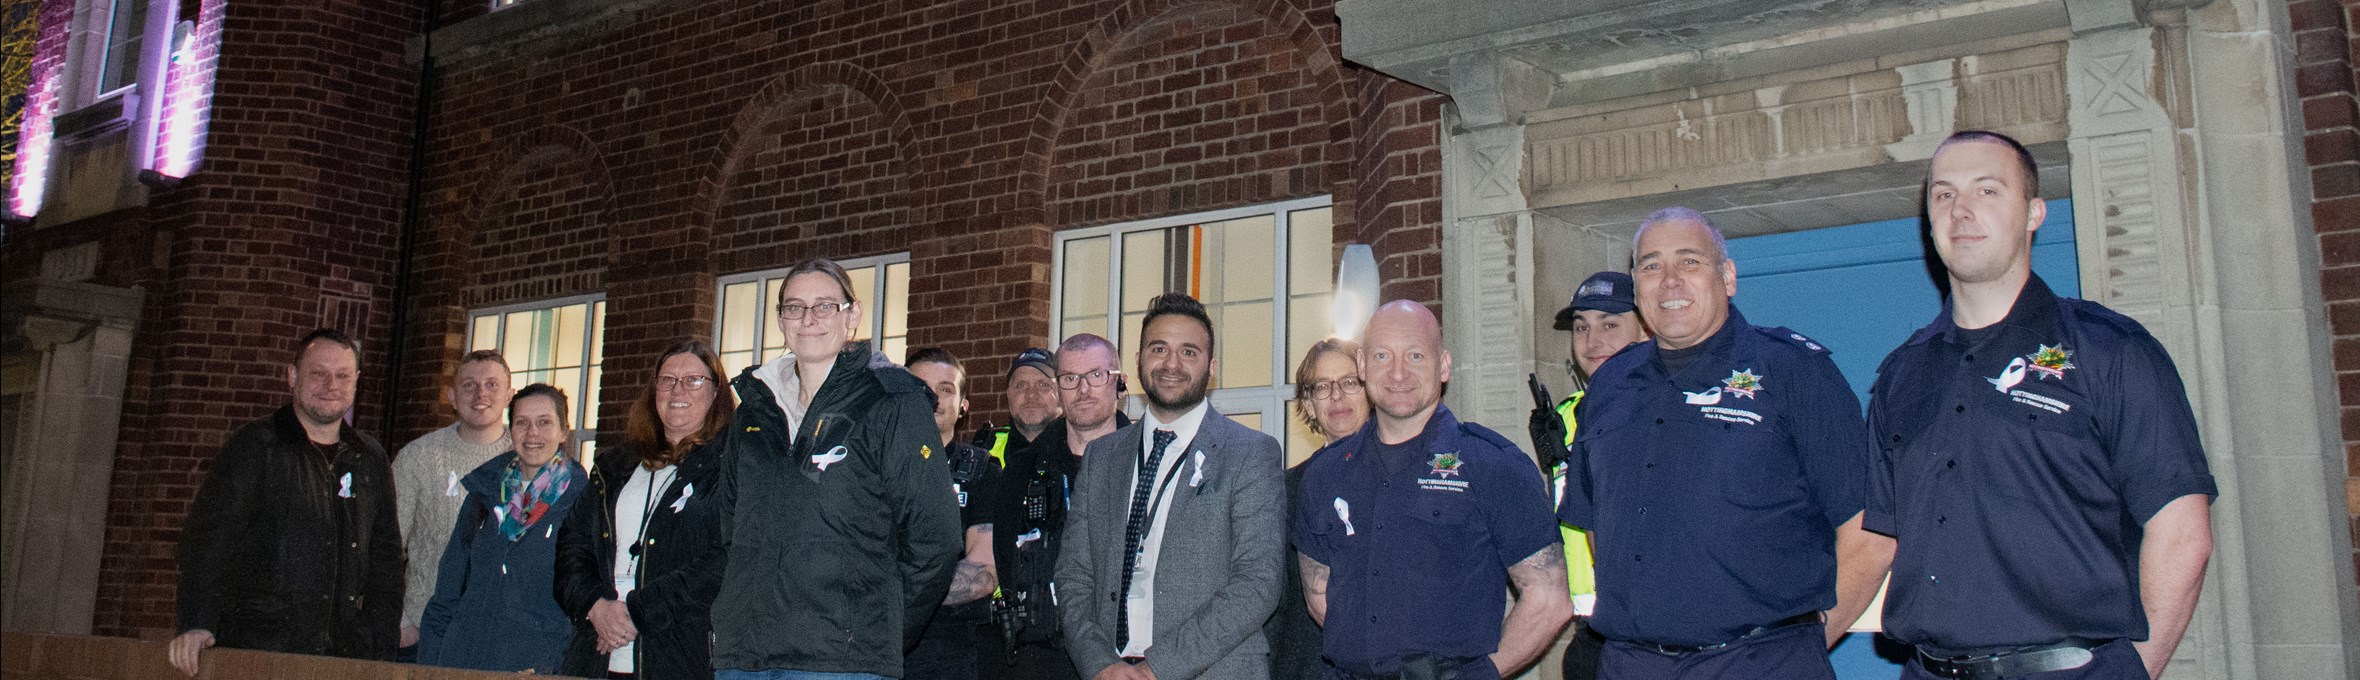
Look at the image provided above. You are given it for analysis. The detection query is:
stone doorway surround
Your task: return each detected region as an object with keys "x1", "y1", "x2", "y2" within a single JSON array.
[
  {"x1": 1337, "y1": 0, "x2": 2357, "y2": 677},
  {"x1": 0, "y1": 250, "x2": 142, "y2": 636}
]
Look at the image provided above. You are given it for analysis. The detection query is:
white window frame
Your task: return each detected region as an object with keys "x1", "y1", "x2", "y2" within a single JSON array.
[
  {"x1": 1050, "y1": 195, "x2": 1333, "y2": 449},
  {"x1": 465, "y1": 293, "x2": 606, "y2": 461},
  {"x1": 713, "y1": 252, "x2": 914, "y2": 371}
]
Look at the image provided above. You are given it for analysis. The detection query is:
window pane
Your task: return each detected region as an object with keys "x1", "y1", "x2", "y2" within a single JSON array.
[
  {"x1": 1120, "y1": 311, "x2": 1146, "y2": 396},
  {"x1": 577, "y1": 440, "x2": 596, "y2": 467},
  {"x1": 723, "y1": 351, "x2": 755, "y2": 374},
  {"x1": 1230, "y1": 411, "x2": 1261, "y2": 432},
  {"x1": 763, "y1": 278, "x2": 786, "y2": 352},
  {"x1": 99, "y1": 0, "x2": 147, "y2": 93},
  {"x1": 588, "y1": 301, "x2": 606, "y2": 367},
  {"x1": 470, "y1": 315, "x2": 498, "y2": 351},
  {"x1": 1216, "y1": 216, "x2": 1275, "y2": 303},
  {"x1": 1217, "y1": 301, "x2": 1272, "y2": 388},
  {"x1": 1062, "y1": 236, "x2": 1111, "y2": 329},
  {"x1": 845, "y1": 267, "x2": 877, "y2": 342},
  {"x1": 553, "y1": 304, "x2": 587, "y2": 368},
  {"x1": 1062, "y1": 317, "x2": 1105, "y2": 344},
  {"x1": 504, "y1": 311, "x2": 540, "y2": 369},
  {"x1": 1288, "y1": 292, "x2": 1332, "y2": 372},
  {"x1": 883, "y1": 262, "x2": 910, "y2": 340},
  {"x1": 583, "y1": 369, "x2": 602, "y2": 430},
  {"x1": 722, "y1": 282, "x2": 760, "y2": 354},
  {"x1": 547, "y1": 368, "x2": 582, "y2": 406},
  {"x1": 882, "y1": 337, "x2": 907, "y2": 367},
  {"x1": 1120, "y1": 231, "x2": 1166, "y2": 314},
  {"x1": 1289, "y1": 207, "x2": 1334, "y2": 295}
]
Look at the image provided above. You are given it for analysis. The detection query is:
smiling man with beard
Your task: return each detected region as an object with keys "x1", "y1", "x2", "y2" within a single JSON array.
[{"x1": 1059, "y1": 293, "x2": 1284, "y2": 680}]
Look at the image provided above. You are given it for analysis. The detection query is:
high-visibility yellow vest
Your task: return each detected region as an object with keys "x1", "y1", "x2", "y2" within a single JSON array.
[
  {"x1": 1552, "y1": 392, "x2": 1597, "y2": 608},
  {"x1": 986, "y1": 428, "x2": 1011, "y2": 468}
]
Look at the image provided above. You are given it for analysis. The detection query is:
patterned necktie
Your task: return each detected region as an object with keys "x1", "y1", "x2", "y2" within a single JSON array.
[{"x1": 1115, "y1": 428, "x2": 1178, "y2": 652}]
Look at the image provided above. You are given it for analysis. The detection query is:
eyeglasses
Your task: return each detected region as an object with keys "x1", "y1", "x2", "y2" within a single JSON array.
[
  {"x1": 1306, "y1": 377, "x2": 1364, "y2": 400},
  {"x1": 656, "y1": 375, "x2": 713, "y2": 392},
  {"x1": 776, "y1": 302, "x2": 852, "y2": 320},
  {"x1": 1057, "y1": 369, "x2": 1121, "y2": 389}
]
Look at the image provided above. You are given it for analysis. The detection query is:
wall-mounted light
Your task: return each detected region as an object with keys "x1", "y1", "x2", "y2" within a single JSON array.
[
  {"x1": 1331, "y1": 243, "x2": 1378, "y2": 341},
  {"x1": 151, "y1": 19, "x2": 202, "y2": 180},
  {"x1": 8, "y1": 70, "x2": 54, "y2": 220}
]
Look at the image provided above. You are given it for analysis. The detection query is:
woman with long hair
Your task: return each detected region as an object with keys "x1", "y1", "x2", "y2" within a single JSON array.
[{"x1": 558, "y1": 340, "x2": 736, "y2": 679}]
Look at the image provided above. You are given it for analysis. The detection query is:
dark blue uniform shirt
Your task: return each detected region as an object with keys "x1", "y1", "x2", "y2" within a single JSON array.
[
  {"x1": 1864, "y1": 274, "x2": 2216, "y2": 654},
  {"x1": 1293, "y1": 405, "x2": 1559, "y2": 677},
  {"x1": 1557, "y1": 306, "x2": 1868, "y2": 647}
]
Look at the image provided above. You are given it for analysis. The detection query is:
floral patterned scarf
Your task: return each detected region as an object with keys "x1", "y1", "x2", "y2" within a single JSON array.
[{"x1": 496, "y1": 458, "x2": 574, "y2": 542}]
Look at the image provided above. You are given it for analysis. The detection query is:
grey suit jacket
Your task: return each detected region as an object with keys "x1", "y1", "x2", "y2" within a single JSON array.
[{"x1": 1058, "y1": 406, "x2": 1285, "y2": 680}]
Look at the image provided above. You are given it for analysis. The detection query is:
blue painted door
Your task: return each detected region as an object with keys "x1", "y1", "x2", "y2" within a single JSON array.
[{"x1": 1722, "y1": 199, "x2": 2077, "y2": 679}]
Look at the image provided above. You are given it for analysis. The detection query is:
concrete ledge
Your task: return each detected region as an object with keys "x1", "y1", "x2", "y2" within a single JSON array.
[{"x1": 0, "y1": 632, "x2": 570, "y2": 680}]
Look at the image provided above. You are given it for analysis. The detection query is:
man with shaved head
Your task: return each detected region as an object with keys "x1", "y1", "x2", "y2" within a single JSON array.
[
  {"x1": 1558, "y1": 210, "x2": 1889, "y2": 680},
  {"x1": 1293, "y1": 300, "x2": 1570, "y2": 679}
]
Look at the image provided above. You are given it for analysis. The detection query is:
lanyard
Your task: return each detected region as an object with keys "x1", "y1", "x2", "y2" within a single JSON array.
[{"x1": 1131, "y1": 445, "x2": 1191, "y2": 555}]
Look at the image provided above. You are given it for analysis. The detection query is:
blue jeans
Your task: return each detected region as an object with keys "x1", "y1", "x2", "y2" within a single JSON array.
[{"x1": 717, "y1": 671, "x2": 890, "y2": 680}]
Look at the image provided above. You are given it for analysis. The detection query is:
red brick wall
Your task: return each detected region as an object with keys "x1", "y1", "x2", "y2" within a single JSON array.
[
  {"x1": 397, "y1": 0, "x2": 1445, "y2": 436},
  {"x1": 54, "y1": 0, "x2": 423, "y2": 638},
  {"x1": 2290, "y1": 0, "x2": 2360, "y2": 601},
  {"x1": 1, "y1": 0, "x2": 1447, "y2": 638}
]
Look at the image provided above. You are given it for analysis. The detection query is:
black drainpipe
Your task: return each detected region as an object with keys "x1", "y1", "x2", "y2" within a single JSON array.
[{"x1": 382, "y1": 0, "x2": 442, "y2": 447}]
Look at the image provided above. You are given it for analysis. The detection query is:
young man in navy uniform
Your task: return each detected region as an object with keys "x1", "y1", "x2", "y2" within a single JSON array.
[
  {"x1": 1864, "y1": 130, "x2": 2215, "y2": 680},
  {"x1": 1557, "y1": 209, "x2": 1891, "y2": 679},
  {"x1": 1295, "y1": 300, "x2": 1571, "y2": 679}
]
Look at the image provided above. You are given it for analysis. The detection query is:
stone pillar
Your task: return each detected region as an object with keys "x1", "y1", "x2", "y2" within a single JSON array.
[
  {"x1": 1439, "y1": 51, "x2": 1551, "y2": 452},
  {"x1": 2064, "y1": 0, "x2": 2360, "y2": 677},
  {"x1": 0, "y1": 279, "x2": 141, "y2": 635}
]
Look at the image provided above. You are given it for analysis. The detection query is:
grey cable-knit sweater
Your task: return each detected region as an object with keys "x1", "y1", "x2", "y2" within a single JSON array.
[{"x1": 392, "y1": 423, "x2": 509, "y2": 629}]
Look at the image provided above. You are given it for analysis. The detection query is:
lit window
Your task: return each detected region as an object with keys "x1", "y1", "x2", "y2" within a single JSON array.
[
  {"x1": 94, "y1": 0, "x2": 146, "y2": 95},
  {"x1": 715, "y1": 254, "x2": 913, "y2": 373},
  {"x1": 468, "y1": 296, "x2": 606, "y2": 462},
  {"x1": 1053, "y1": 197, "x2": 1334, "y2": 463}
]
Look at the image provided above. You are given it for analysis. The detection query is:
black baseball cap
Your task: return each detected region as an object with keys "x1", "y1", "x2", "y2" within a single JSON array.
[
  {"x1": 1553, "y1": 271, "x2": 1636, "y2": 329},
  {"x1": 1007, "y1": 347, "x2": 1055, "y2": 380}
]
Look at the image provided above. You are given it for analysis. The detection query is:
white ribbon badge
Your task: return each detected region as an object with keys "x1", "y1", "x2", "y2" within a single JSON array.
[
  {"x1": 671, "y1": 483, "x2": 694, "y2": 513},
  {"x1": 1333, "y1": 497, "x2": 1355, "y2": 536}
]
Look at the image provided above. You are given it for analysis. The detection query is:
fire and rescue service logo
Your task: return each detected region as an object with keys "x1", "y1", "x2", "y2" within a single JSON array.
[
  {"x1": 2027, "y1": 344, "x2": 2075, "y2": 380},
  {"x1": 1428, "y1": 452, "x2": 1463, "y2": 479},
  {"x1": 1721, "y1": 369, "x2": 1763, "y2": 399}
]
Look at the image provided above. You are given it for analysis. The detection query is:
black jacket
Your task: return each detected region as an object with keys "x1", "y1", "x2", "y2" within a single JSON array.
[
  {"x1": 709, "y1": 343, "x2": 965, "y2": 676},
  {"x1": 177, "y1": 406, "x2": 403, "y2": 660},
  {"x1": 557, "y1": 440, "x2": 730, "y2": 680}
]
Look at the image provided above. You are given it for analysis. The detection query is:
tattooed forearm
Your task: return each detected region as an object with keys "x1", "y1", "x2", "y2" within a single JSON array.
[
  {"x1": 945, "y1": 559, "x2": 995, "y2": 605},
  {"x1": 1299, "y1": 552, "x2": 1331, "y2": 626}
]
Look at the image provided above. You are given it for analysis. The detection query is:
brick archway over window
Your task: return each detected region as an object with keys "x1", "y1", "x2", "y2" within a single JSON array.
[
  {"x1": 1024, "y1": 0, "x2": 1356, "y2": 231},
  {"x1": 703, "y1": 62, "x2": 919, "y2": 275}
]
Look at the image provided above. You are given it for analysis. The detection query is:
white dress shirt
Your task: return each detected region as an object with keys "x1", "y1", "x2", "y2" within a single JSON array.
[{"x1": 1117, "y1": 400, "x2": 1210, "y2": 658}]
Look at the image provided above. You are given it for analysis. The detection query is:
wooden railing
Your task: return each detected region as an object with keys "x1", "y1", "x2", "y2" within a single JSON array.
[{"x1": 0, "y1": 632, "x2": 569, "y2": 680}]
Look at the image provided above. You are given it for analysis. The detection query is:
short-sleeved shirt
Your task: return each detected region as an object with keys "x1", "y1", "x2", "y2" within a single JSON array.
[
  {"x1": 1293, "y1": 405, "x2": 1559, "y2": 676},
  {"x1": 1864, "y1": 274, "x2": 2216, "y2": 654},
  {"x1": 1557, "y1": 306, "x2": 1869, "y2": 647}
]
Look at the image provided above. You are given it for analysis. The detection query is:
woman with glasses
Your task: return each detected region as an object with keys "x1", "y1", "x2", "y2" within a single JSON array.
[
  {"x1": 557, "y1": 340, "x2": 736, "y2": 679},
  {"x1": 418, "y1": 383, "x2": 588, "y2": 673},
  {"x1": 1269, "y1": 338, "x2": 1369, "y2": 680},
  {"x1": 707, "y1": 258, "x2": 964, "y2": 680}
]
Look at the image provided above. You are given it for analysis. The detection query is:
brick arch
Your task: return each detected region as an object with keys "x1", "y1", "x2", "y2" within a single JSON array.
[
  {"x1": 1019, "y1": 0, "x2": 1355, "y2": 229},
  {"x1": 700, "y1": 62, "x2": 919, "y2": 273},
  {"x1": 456, "y1": 125, "x2": 618, "y2": 306}
]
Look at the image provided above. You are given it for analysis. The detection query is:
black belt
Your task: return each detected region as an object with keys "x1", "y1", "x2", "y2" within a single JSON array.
[
  {"x1": 1915, "y1": 639, "x2": 2106, "y2": 680},
  {"x1": 1626, "y1": 611, "x2": 1822, "y2": 656}
]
